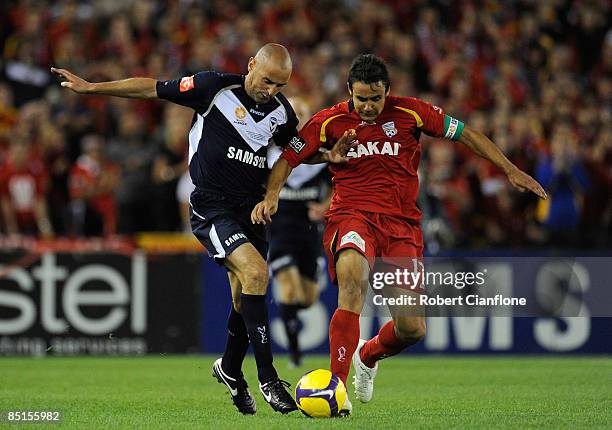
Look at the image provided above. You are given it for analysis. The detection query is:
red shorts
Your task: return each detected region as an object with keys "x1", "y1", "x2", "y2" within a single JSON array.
[{"x1": 323, "y1": 209, "x2": 424, "y2": 287}]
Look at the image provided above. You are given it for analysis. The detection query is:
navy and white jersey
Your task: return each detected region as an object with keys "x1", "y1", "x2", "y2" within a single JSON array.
[{"x1": 156, "y1": 71, "x2": 299, "y2": 201}]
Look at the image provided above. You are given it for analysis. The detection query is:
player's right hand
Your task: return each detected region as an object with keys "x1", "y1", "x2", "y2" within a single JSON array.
[
  {"x1": 251, "y1": 196, "x2": 279, "y2": 225},
  {"x1": 51, "y1": 67, "x2": 92, "y2": 93}
]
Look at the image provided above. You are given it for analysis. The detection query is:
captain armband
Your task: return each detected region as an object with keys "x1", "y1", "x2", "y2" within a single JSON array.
[{"x1": 443, "y1": 114, "x2": 465, "y2": 140}]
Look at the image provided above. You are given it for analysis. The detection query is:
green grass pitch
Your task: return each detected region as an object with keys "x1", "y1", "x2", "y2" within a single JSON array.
[{"x1": 1, "y1": 356, "x2": 610, "y2": 429}]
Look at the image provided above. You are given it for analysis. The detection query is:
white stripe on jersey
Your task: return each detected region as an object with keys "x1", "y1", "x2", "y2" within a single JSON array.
[
  {"x1": 188, "y1": 83, "x2": 242, "y2": 163},
  {"x1": 188, "y1": 114, "x2": 204, "y2": 164},
  {"x1": 203, "y1": 84, "x2": 242, "y2": 118},
  {"x1": 214, "y1": 90, "x2": 288, "y2": 152}
]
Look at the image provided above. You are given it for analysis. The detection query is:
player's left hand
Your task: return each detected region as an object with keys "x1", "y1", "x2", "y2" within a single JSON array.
[
  {"x1": 323, "y1": 129, "x2": 357, "y2": 163},
  {"x1": 251, "y1": 196, "x2": 279, "y2": 224},
  {"x1": 506, "y1": 167, "x2": 548, "y2": 199}
]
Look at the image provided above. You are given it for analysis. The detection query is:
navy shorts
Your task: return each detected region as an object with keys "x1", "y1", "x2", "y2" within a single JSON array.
[
  {"x1": 190, "y1": 188, "x2": 268, "y2": 264},
  {"x1": 269, "y1": 208, "x2": 322, "y2": 281}
]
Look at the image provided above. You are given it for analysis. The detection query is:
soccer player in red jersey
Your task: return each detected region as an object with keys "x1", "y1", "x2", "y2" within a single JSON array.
[{"x1": 252, "y1": 54, "x2": 547, "y2": 413}]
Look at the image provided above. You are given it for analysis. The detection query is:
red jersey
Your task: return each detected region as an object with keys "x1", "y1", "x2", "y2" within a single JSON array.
[
  {"x1": 0, "y1": 158, "x2": 47, "y2": 225},
  {"x1": 282, "y1": 95, "x2": 464, "y2": 221},
  {"x1": 69, "y1": 155, "x2": 120, "y2": 235}
]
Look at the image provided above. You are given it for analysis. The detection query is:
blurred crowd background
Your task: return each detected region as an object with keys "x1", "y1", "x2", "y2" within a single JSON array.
[{"x1": 0, "y1": 0, "x2": 610, "y2": 250}]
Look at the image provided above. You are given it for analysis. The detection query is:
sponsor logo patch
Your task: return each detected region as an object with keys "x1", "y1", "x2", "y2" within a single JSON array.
[
  {"x1": 288, "y1": 136, "x2": 306, "y2": 154},
  {"x1": 340, "y1": 230, "x2": 366, "y2": 252},
  {"x1": 179, "y1": 76, "x2": 194, "y2": 92}
]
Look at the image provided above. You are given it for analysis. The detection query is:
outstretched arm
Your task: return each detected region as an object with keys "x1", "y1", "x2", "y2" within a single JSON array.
[
  {"x1": 459, "y1": 125, "x2": 547, "y2": 199},
  {"x1": 51, "y1": 67, "x2": 158, "y2": 99}
]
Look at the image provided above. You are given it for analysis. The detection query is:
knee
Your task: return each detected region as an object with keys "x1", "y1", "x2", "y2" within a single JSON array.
[
  {"x1": 301, "y1": 282, "x2": 319, "y2": 307},
  {"x1": 395, "y1": 318, "x2": 426, "y2": 345},
  {"x1": 336, "y1": 269, "x2": 368, "y2": 289},
  {"x1": 278, "y1": 283, "x2": 295, "y2": 304},
  {"x1": 241, "y1": 263, "x2": 269, "y2": 294},
  {"x1": 336, "y1": 250, "x2": 369, "y2": 288},
  {"x1": 302, "y1": 294, "x2": 317, "y2": 308}
]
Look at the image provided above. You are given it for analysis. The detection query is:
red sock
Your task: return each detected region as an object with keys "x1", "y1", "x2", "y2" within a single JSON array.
[
  {"x1": 360, "y1": 321, "x2": 407, "y2": 368},
  {"x1": 329, "y1": 309, "x2": 360, "y2": 386}
]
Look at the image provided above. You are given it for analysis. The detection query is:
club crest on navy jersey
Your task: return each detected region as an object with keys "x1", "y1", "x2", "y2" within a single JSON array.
[{"x1": 382, "y1": 121, "x2": 397, "y2": 137}]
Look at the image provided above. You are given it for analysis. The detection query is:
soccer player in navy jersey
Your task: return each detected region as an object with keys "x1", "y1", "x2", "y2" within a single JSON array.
[
  {"x1": 52, "y1": 44, "x2": 351, "y2": 416},
  {"x1": 252, "y1": 54, "x2": 547, "y2": 414}
]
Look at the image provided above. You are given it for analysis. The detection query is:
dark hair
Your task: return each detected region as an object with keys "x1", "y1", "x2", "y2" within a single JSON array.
[{"x1": 347, "y1": 54, "x2": 390, "y2": 91}]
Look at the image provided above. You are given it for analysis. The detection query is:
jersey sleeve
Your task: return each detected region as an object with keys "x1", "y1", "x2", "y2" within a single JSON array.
[
  {"x1": 272, "y1": 97, "x2": 300, "y2": 148},
  {"x1": 156, "y1": 71, "x2": 219, "y2": 112},
  {"x1": 408, "y1": 98, "x2": 464, "y2": 141},
  {"x1": 281, "y1": 114, "x2": 328, "y2": 168}
]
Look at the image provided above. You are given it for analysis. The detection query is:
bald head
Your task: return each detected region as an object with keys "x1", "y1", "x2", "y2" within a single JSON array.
[
  {"x1": 245, "y1": 43, "x2": 292, "y2": 104},
  {"x1": 254, "y1": 43, "x2": 292, "y2": 71}
]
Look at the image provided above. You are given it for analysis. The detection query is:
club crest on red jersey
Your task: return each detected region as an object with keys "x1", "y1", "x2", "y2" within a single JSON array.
[{"x1": 382, "y1": 121, "x2": 397, "y2": 138}]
